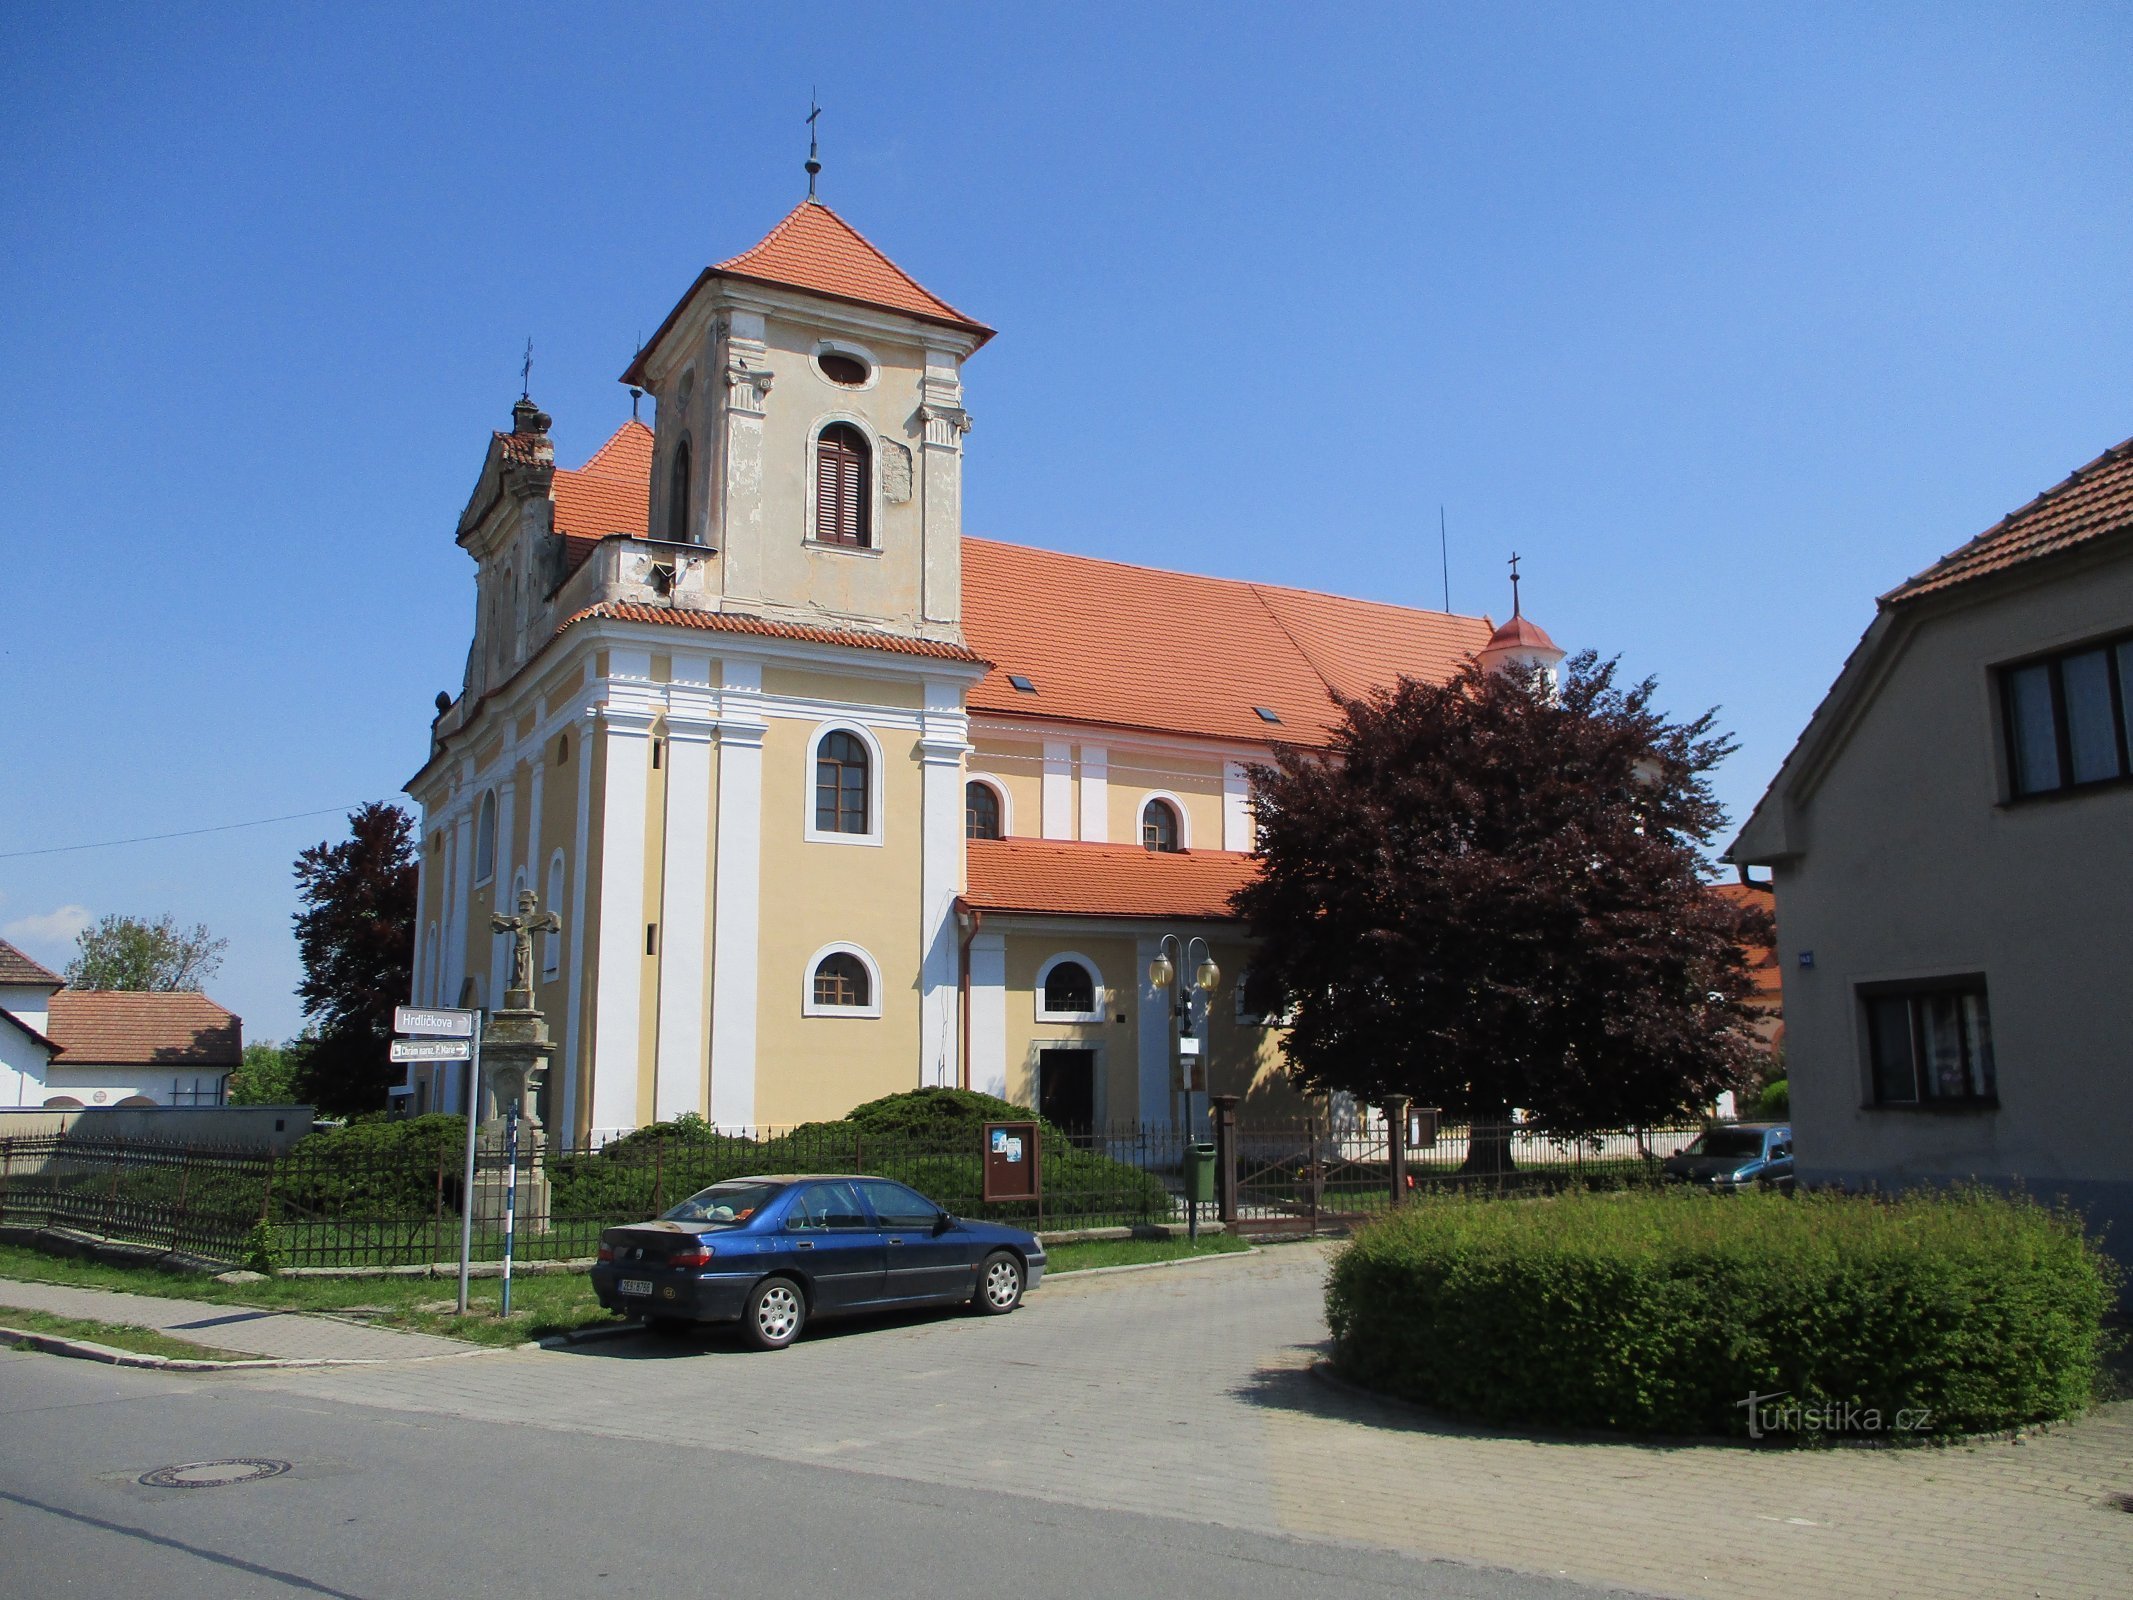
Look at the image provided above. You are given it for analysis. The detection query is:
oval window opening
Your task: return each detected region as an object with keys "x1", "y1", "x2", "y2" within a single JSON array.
[{"x1": 818, "y1": 352, "x2": 869, "y2": 387}]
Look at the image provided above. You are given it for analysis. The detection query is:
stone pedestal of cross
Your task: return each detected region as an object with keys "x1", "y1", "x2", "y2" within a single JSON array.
[{"x1": 473, "y1": 889, "x2": 561, "y2": 1233}]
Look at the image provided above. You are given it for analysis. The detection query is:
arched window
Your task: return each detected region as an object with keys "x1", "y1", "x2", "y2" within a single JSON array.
[
  {"x1": 42, "y1": 1096, "x2": 83, "y2": 1109},
  {"x1": 1044, "y1": 961, "x2": 1094, "y2": 1015},
  {"x1": 668, "y1": 436, "x2": 691, "y2": 541},
  {"x1": 813, "y1": 423, "x2": 871, "y2": 547},
  {"x1": 544, "y1": 852, "x2": 566, "y2": 978},
  {"x1": 815, "y1": 731, "x2": 869, "y2": 834},
  {"x1": 812, "y1": 952, "x2": 871, "y2": 1008},
  {"x1": 966, "y1": 780, "x2": 1002, "y2": 840},
  {"x1": 1141, "y1": 798, "x2": 1181, "y2": 853},
  {"x1": 474, "y1": 790, "x2": 498, "y2": 883}
]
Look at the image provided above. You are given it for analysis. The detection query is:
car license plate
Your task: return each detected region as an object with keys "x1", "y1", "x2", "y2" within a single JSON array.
[{"x1": 618, "y1": 1278, "x2": 654, "y2": 1296}]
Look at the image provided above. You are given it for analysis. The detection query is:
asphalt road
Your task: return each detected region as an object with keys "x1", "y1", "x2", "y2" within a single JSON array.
[{"x1": 0, "y1": 1347, "x2": 1625, "y2": 1600}]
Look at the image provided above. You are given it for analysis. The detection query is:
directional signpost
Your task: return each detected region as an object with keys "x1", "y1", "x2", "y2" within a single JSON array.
[{"x1": 393, "y1": 1004, "x2": 482, "y2": 1313}]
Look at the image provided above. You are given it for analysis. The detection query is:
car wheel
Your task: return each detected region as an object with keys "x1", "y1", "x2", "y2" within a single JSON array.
[
  {"x1": 972, "y1": 1251, "x2": 1024, "y2": 1316},
  {"x1": 743, "y1": 1277, "x2": 806, "y2": 1350}
]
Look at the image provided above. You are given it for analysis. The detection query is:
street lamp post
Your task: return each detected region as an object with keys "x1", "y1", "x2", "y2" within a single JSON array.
[{"x1": 1147, "y1": 934, "x2": 1222, "y2": 1133}]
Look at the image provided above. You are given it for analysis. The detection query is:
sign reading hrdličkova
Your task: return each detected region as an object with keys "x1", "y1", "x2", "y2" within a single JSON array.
[{"x1": 393, "y1": 1006, "x2": 476, "y2": 1038}]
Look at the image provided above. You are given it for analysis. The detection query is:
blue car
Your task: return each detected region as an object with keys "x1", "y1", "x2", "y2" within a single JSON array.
[{"x1": 590, "y1": 1174, "x2": 1046, "y2": 1349}]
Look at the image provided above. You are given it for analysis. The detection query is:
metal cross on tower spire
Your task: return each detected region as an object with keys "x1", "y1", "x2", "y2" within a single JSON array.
[
  {"x1": 805, "y1": 94, "x2": 822, "y2": 197},
  {"x1": 1508, "y1": 551, "x2": 1523, "y2": 617},
  {"x1": 520, "y1": 337, "x2": 533, "y2": 400}
]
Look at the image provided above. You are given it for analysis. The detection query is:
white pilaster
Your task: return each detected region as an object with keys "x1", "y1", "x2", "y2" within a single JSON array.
[
  {"x1": 709, "y1": 657, "x2": 767, "y2": 1130},
  {"x1": 1042, "y1": 741, "x2": 1073, "y2": 840},
  {"x1": 1223, "y1": 761, "x2": 1252, "y2": 852},
  {"x1": 522, "y1": 756, "x2": 546, "y2": 911},
  {"x1": 920, "y1": 678, "x2": 972, "y2": 1089},
  {"x1": 969, "y1": 930, "x2": 1008, "y2": 1100},
  {"x1": 918, "y1": 348, "x2": 968, "y2": 626},
  {"x1": 590, "y1": 656, "x2": 657, "y2": 1138},
  {"x1": 718, "y1": 311, "x2": 772, "y2": 605},
  {"x1": 1078, "y1": 745, "x2": 1109, "y2": 842},
  {"x1": 1137, "y1": 936, "x2": 1173, "y2": 1126},
  {"x1": 446, "y1": 797, "x2": 474, "y2": 1007},
  {"x1": 560, "y1": 707, "x2": 598, "y2": 1145},
  {"x1": 655, "y1": 654, "x2": 716, "y2": 1121}
]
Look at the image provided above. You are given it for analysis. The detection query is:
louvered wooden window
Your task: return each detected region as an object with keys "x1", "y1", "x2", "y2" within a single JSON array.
[
  {"x1": 965, "y1": 781, "x2": 1001, "y2": 840},
  {"x1": 815, "y1": 731, "x2": 870, "y2": 833},
  {"x1": 813, "y1": 424, "x2": 871, "y2": 547},
  {"x1": 813, "y1": 952, "x2": 871, "y2": 1008}
]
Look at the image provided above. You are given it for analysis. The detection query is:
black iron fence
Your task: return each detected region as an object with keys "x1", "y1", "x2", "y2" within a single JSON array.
[{"x1": 0, "y1": 1115, "x2": 1701, "y2": 1270}]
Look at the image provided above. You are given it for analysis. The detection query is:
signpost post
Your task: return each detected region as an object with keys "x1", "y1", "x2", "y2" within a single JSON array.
[
  {"x1": 392, "y1": 1006, "x2": 482, "y2": 1316},
  {"x1": 501, "y1": 1098, "x2": 519, "y2": 1317}
]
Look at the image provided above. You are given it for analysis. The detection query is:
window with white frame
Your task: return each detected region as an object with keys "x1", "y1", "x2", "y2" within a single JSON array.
[
  {"x1": 1035, "y1": 953, "x2": 1107, "y2": 1023},
  {"x1": 473, "y1": 790, "x2": 498, "y2": 883},
  {"x1": 543, "y1": 851, "x2": 565, "y2": 978},
  {"x1": 812, "y1": 422, "x2": 872, "y2": 547},
  {"x1": 804, "y1": 944, "x2": 882, "y2": 1018},
  {"x1": 1141, "y1": 796, "x2": 1182, "y2": 853},
  {"x1": 805, "y1": 724, "x2": 884, "y2": 845},
  {"x1": 966, "y1": 779, "x2": 1003, "y2": 840}
]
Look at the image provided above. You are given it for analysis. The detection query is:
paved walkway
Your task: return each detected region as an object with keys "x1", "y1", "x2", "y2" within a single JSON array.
[
  {"x1": 225, "y1": 1242, "x2": 2132, "y2": 1600},
  {"x1": 0, "y1": 1279, "x2": 478, "y2": 1361}
]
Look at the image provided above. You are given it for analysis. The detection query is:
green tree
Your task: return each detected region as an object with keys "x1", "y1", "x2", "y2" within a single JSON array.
[
  {"x1": 63, "y1": 913, "x2": 226, "y2": 991},
  {"x1": 227, "y1": 1037, "x2": 309, "y2": 1105},
  {"x1": 291, "y1": 803, "x2": 417, "y2": 1116},
  {"x1": 1234, "y1": 653, "x2": 1771, "y2": 1152}
]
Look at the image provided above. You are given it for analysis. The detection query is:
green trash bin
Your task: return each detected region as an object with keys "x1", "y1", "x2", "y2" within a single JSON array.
[{"x1": 1183, "y1": 1141, "x2": 1217, "y2": 1205}]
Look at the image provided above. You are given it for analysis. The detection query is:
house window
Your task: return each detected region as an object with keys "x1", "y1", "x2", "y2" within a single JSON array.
[
  {"x1": 966, "y1": 781, "x2": 1002, "y2": 840},
  {"x1": 668, "y1": 436, "x2": 691, "y2": 541},
  {"x1": 2001, "y1": 632, "x2": 2133, "y2": 797},
  {"x1": 473, "y1": 790, "x2": 498, "y2": 884},
  {"x1": 1044, "y1": 960, "x2": 1095, "y2": 1015},
  {"x1": 814, "y1": 731, "x2": 870, "y2": 834},
  {"x1": 1035, "y1": 952, "x2": 1106, "y2": 1022},
  {"x1": 1863, "y1": 980, "x2": 1997, "y2": 1107},
  {"x1": 544, "y1": 853, "x2": 565, "y2": 978},
  {"x1": 813, "y1": 423, "x2": 871, "y2": 547},
  {"x1": 1141, "y1": 798, "x2": 1181, "y2": 853},
  {"x1": 812, "y1": 952, "x2": 871, "y2": 1009}
]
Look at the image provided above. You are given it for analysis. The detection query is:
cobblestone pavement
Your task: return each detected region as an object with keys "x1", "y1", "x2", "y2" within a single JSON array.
[
  {"x1": 0, "y1": 1279, "x2": 479, "y2": 1361},
  {"x1": 209, "y1": 1245, "x2": 2133, "y2": 1598}
]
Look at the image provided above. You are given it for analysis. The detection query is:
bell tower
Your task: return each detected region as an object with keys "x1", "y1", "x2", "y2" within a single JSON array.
[{"x1": 621, "y1": 198, "x2": 993, "y2": 646}]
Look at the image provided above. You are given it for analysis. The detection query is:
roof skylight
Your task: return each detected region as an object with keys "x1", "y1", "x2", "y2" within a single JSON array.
[
  {"x1": 1253, "y1": 706, "x2": 1282, "y2": 724},
  {"x1": 1008, "y1": 674, "x2": 1037, "y2": 693}
]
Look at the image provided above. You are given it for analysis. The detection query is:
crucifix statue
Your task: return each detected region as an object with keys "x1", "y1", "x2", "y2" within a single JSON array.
[{"x1": 492, "y1": 887, "x2": 560, "y2": 1004}]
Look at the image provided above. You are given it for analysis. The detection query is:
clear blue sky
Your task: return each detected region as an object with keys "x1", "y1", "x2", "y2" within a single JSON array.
[{"x1": 3, "y1": 4, "x2": 2128, "y2": 1043}]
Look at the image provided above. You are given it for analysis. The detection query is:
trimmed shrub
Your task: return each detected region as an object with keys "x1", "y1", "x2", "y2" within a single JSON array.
[
  {"x1": 1326, "y1": 1187, "x2": 2119, "y2": 1441},
  {"x1": 1757, "y1": 1079, "x2": 1789, "y2": 1119}
]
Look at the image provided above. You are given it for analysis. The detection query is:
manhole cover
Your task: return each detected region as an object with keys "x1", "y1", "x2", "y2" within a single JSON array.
[{"x1": 138, "y1": 1458, "x2": 292, "y2": 1489}]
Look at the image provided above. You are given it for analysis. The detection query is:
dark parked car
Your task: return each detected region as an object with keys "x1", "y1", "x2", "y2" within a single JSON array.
[
  {"x1": 1662, "y1": 1123, "x2": 1796, "y2": 1192},
  {"x1": 590, "y1": 1174, "x2": 1046, "y2": 1349}
]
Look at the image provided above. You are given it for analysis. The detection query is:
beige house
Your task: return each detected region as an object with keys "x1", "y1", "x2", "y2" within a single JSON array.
[
  {"x1": 401, "y1": 194, "x2": 1548, "y2": 1144},
  {"x1": 1731, "y1": 435, "x2": 2133, "y2": 1264}
]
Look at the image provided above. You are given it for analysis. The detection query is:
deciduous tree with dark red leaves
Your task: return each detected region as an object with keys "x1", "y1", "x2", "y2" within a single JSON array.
[
  {"x1": 291, "y1": 802, "x2": 417, "y2": 1116},
  {"x1": 1234, "y1": 653, "x2": 1770, "y2": 1155}
]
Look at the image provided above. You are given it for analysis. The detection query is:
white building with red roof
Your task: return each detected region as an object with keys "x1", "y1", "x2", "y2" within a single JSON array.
[
  {"x1": 404, "y1": 193, "x2": 1538, "y2": 1140},
  {"x1": 0, "y1": 937, "x2": 244, "y2": 1109}
]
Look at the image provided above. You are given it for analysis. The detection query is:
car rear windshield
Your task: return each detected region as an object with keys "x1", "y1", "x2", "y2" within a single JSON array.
[
  {"x1": 663, "y1": 1182, "x2": 782, "y2": 1226},
  {"x1": 1684, "y1": 1130, "x2": 1766, "y2": 1159}
]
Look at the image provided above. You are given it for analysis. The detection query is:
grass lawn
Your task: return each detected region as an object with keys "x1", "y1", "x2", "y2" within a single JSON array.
[
  {"x1": 0, "y1": 1303, "x2": 254, "y2": 1363},
  {"x1": 0, "y1": 1233, "x2": 1254, "y2": 1351}
]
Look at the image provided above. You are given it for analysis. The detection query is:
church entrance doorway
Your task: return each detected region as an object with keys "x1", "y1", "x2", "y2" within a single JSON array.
[{"x1": 1037, "y1": 1048, "x2": 1096, "y2": 1133}]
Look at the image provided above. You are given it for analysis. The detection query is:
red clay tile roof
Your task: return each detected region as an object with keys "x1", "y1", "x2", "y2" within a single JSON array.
[
  {"x1": 715, "y1": 199, "x2": 992, "y2": 342},
  {"x1": 1884, "y1": 434, "x2": 2133, "y2": 604},
  {"x1": 45, "y1": 991, "x2": 242, "y2": 1068},
  {"x1": 557, "y1": 600, "x2": 988, "y2": 663},
  {"x1": 553, "y1": 419, "x2": 653, "y2": 572},
  {"x1": 1710, "y1": 882, "x2": 1782, "y2": 1003},
  {"x1": 0, "y1": 938, "x2": 63, "y2": 988},
  {"x1": 962, "y1": 539, "x2": 1495, "y2": 745},
  {"x1": 493, "y1": 428, "x2": 554, "y2": 469},
  {"x1": 964, "y1": 839, "x2": 1260, "y2": 921}
]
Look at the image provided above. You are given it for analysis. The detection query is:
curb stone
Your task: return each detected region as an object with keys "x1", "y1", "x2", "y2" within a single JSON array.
[{"x1": 1, "y1": 1321, "x2": 502, "y2": 1372}]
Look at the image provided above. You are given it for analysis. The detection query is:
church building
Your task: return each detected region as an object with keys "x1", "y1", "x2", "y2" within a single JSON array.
[{"x1": 401, "y1": 194, "x2": 1558, "y2": 1143}]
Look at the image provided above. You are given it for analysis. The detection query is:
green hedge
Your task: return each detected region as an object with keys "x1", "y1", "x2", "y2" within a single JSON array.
[{"x1": 1326, "y1": 1187, "x2": 2120, "y2": 1441}]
